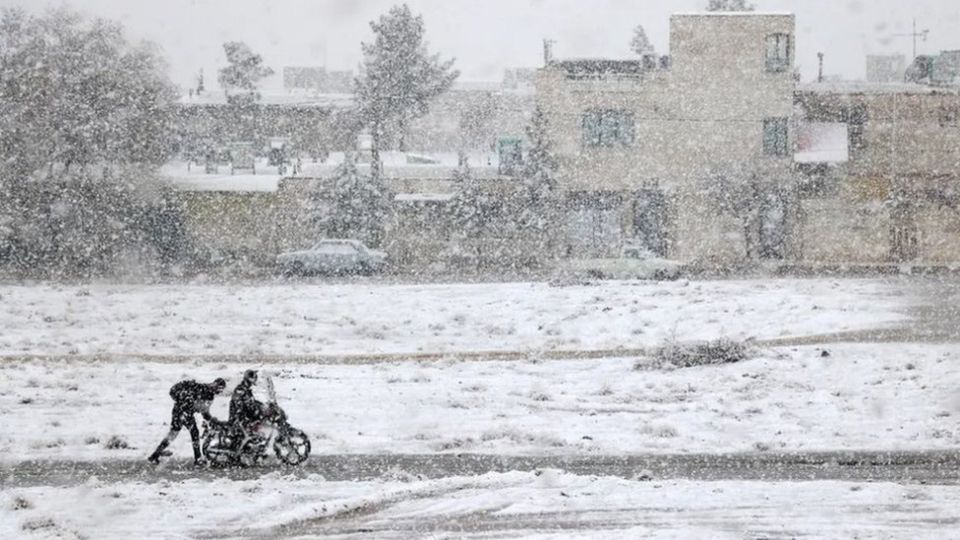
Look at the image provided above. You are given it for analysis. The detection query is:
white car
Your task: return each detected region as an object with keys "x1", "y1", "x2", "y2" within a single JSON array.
[
  {"x1": 558, "y1": 245, "x2": 683, "y2": 281},
  {"x1": 277, "y1": 239, "x2": 387, "y2": 276}
]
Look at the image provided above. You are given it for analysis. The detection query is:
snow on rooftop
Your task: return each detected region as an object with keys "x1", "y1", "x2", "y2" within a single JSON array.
[
  {"x1": 161, "y1": 151, "x2": 505, "y2": 191},
  {"x1": 798, "y1": 81, "x2": 960, "y2": 95},
  {"x1": 167, "y1": 174, "x2": 280, "y2": 193},
  {"x1": 296, "y1": 151, "x2": 503, "y2": 180},
  {"x1": 395, "y1": 193, "x2": 456, "y2": 203},
  {"x1": 671, "y1": 12, "x2": 794, "y2": 17},
  {"x1": 795, "y1": 122, "x2": 849, "y2": 164},
  {"x1": 161, "y1": 161, "x2": 281, "y2": 193},
  {"x1": 177, "y1": 92, "x2": 354, "y2": 108}
]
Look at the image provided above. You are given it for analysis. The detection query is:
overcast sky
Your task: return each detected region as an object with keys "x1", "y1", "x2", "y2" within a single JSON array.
[{"x1": 5, "y1": 0, "x2": 960, "y2": 90}]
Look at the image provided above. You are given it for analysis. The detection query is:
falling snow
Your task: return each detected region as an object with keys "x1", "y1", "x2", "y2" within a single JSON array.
[{"x1": 2, "y1": 1, "x2": 960, "y2": 538}]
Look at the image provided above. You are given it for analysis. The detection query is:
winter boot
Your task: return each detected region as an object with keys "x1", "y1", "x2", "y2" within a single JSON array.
[
  {"x1": 192, "y1": 441, "x2": 205, "y2": 465},
  {"x1": 148, "y1": 440, "x2": 171, "y2": 464}
]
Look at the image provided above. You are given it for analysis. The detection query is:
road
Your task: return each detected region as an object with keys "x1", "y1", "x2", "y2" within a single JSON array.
[{"x1": 4, "y1": 451, "x2": 959, "y2": 488}]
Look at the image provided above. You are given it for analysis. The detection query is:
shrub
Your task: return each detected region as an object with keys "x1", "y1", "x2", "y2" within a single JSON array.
[
  {"x1": 104, "y1": 435, "x2": 130, "y2": 450},
  {"x1": 645, "y1": 338, "x2": 751, "y2": 369}
]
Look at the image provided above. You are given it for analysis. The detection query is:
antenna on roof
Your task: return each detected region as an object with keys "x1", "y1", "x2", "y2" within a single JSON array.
[
  {"x1": 543, "y1": 39, "x2": 556, "y2": 66},
  {"x1": 892, "y1": 19, "x2": 929, "y2": 60}
]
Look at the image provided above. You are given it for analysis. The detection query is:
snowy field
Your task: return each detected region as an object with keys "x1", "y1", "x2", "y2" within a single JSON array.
[
  {"x1": 3, "y1": 471, "x2": 959, "y2": 539},
  {"x1": 0, "y1": 278, "x2": 907, "y2": 357},
  {"x1": 3, "y1": 277, "x2": 956, "y2": 539},
  {"x1": 2, "y1": 344, "x2": 957, "y2": 461}
]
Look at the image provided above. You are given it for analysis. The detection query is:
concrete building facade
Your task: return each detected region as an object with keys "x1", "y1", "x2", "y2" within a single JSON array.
[
  {"x1": 795, "y1": 84, "x2": 960, "y2": 265},
  {"x1": 536, "y1": 13, "x2": 798, "y2": 266}
]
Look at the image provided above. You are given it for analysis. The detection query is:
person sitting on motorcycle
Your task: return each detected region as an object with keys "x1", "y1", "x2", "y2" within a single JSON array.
[
  {"x1": 229, "y1": 370, "x2": 268, "y2": 436},
  {"x1": 148, "y1": 377, "x2": 227, "y2": 465}
]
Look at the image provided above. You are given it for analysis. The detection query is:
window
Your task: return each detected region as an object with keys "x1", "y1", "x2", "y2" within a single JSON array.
[
  {"x1": 315, "y1": 242, "x2": 358, "y2": 255},
  {"x1": 762, "y1": 118, "x2": 789, "y2": 157},
  {"x1": 582, "y1": 109, "x2": 635, "y2": 147},
  {"x1": 765, "y1": 33, "x2": 791, "y2": 73}
]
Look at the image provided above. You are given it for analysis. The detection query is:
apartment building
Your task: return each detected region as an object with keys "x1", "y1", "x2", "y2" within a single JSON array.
[
  {"x1": 535, "y1": 13, "x2": 797, "y2": 266},
  {"x1": 795, "y1": 83, "x2": 960, "y2": 264}
]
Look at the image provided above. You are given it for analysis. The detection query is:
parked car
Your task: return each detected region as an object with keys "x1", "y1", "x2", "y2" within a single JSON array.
[
  {"x1": 277, "y1": 239, "x2": 387, "y2": 276},
  {"x1": 557, "y1": 245, "x2": 683, "y2": 281}
]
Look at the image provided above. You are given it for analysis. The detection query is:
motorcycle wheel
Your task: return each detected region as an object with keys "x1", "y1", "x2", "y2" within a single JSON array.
[
  {"x1": 202, "y1": 430, "x2": 235, "y2": 468},
  {"x1": 274, "y1": 428, "x2": 311, "y2": 466}
]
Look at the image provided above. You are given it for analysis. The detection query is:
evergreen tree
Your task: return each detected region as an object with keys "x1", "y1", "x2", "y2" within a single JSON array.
[
  {"x1": 630, "y1": 25, "x2": 655, "y2": 56},
  {"x1": 522, "y1": 107, "x2": 558, "y2": 201},
  {"x1": 217, "y1": 41, "x2": 273, "y2": 102},
  {"x1": 448, "y1": 160, "x2": 489, "y2": 268},
  {"x1": 326, "y1": 153, "x2": 391, "y2": 247},
  {"x1": 517, "y1": 107, "x2": 559, "y2": 260},
  {"x1": 706, "y1": 0, "x2": 756, "y2": 11},
  {"x1": 217, "y1": 41, "x2": 273, "y2": 149},
  {"x1": 355, "y1": 4, "x2": 459, "y2": 178}
]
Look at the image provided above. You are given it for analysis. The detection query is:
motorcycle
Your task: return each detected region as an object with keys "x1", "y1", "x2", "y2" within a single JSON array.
[{"x1": 202, "y1": 398, "x2": 311, "y2": 468}]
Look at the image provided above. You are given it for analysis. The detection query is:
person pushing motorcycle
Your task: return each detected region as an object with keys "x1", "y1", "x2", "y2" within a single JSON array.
[{"x1": 148, "y1": 377, "x2": 227, "y2": 465}]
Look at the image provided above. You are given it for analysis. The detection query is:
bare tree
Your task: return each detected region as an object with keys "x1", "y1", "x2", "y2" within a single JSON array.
[{"x1": 706, "y1": 172, "x2": 791, "y2": 262}]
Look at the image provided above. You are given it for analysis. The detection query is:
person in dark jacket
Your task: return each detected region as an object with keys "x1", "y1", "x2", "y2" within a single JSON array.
[
  {"x1": 229, "y1": 369, "x2": 265, "y2": 428},
  {"x1": 148, "y1": 378, "x2": 227, "y2": 465}
]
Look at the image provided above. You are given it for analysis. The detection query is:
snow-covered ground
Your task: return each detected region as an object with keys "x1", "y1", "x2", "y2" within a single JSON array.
[
  {"x1": 3, "y1": 471, "x2": 958, "y2": 539},
  {"x1": 2, "y1": 344, "x2": 957, "y2": 461},
  {"x1": 3, "y1": 277, "x2": 954, "y2": 538},
  {"x1": 0, "y1": 279, "x2": 907, "y2": 357}
]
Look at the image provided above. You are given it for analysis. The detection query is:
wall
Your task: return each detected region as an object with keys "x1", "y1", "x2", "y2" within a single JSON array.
[
  {"x1": 797, "y1": 197, "x2": 892, "y2": 263},
  {"x1": 176, "y1": 192, "x2": 279, "y2": 265}
]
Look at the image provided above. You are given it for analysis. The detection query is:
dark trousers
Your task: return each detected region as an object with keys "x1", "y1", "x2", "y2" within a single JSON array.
[{"x1": 149, "y1": 405, "x2": 202, "y2": 462}]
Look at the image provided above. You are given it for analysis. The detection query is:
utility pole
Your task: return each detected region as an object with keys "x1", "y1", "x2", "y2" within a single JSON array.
[
  {"x1": 817, "y1": 52, "x2": 824, "y2": 83},
  {"x1": 893, "y1": 19, "x2": 929, "y2": 60}
]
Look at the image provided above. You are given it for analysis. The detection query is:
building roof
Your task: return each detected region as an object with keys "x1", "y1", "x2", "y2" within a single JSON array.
[
  {"x1": 162, "y1": 152, "x2": 508, "y2": 193},
  {"x1": 167, "y1": 175, "x2": 281, "y2": 194},
  {"x1": 798, "y1": 81, "x2": 960, "y2": 95},
  {"x1": 554, "y1": 59, "x2": 648, "y2": 77},
  {"x1": 671, "y1": 12, "x2": 794, "y2": 17},
  {"x1": 177, "y1": 92, "x2": 355, "y2": 108},
  {"x1": 395, "y1": 193, "x2": 456, "y2": 203}
]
